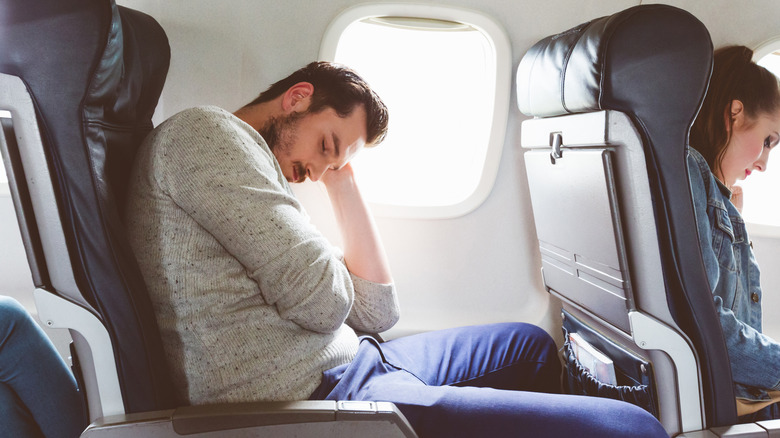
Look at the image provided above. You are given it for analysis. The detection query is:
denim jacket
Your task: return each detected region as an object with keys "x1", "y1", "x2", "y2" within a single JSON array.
[{"x1": 687, "y1": 147, "x2": 780, "y2": 401}]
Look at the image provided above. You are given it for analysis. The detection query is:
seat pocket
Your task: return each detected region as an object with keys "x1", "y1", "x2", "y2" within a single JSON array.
[{"x1": 562, "y1": 310, "x2": 658, "y2": 418}]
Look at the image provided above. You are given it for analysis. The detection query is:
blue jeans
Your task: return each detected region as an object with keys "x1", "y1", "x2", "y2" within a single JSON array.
[
  {"x1": 312, "y1": 323, "x2": 666, "y2": 438},
  {"x1": 0, "y1": 297, "x2": 86, "y2": 438}
]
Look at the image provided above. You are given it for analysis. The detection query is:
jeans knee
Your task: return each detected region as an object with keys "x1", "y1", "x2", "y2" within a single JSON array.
[
  {"x1": 0, "y1": 297, "x2": 36, "y2": 336},
  {"x1": 501, "y1": 322, "x2": 557, "y2": 355},
  {"x1": 629, "y1": 409, "x2": 667, "y2": 437},
  {"x1": 603, "y1": 399, "x2": 667, "y2": 438}
]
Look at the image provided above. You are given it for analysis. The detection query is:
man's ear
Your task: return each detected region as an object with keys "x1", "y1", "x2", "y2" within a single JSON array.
[
  {"x1": 727, "y1": 99, "x2": 745, "y2": 131},
  {"x1": 282, "y1": 82, "x2": 314, "y2": 114}
]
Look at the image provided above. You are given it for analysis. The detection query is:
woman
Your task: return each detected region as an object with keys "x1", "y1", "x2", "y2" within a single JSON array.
[
  {"x1": 688, "y1": 45, "x2": 780, "y2": 420},
  {"x1": 0, "y1": 296, "x2": 86, "y2": 437}
]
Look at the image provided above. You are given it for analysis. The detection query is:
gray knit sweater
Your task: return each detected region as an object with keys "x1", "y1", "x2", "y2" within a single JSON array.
[{"x1": 125, "y1": 106, "x2": 400, "y2": 404}]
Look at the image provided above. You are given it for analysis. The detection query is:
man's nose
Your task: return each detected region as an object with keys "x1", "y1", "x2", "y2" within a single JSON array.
[{"x1": 308, "y1": 164, "x2": 328, "y2": 182}]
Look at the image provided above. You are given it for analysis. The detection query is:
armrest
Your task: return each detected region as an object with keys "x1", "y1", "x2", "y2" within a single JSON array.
[
  {"x1": 676, "y1": 420, "x2": 780, "y2": 437},
  {"x1": 82, "y1": 400, "x2": 417, "y2": 438}
]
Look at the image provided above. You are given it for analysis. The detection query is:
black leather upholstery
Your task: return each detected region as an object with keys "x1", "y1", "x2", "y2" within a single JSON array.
[
  {"x1": 517, "y1": 4, "x2": 737, "y2": 427},
  {"x1": 0, "y1": 0, "x2": 175, "y2": 413}
]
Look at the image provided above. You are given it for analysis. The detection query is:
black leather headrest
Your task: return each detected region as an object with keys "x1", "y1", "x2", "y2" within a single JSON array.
[{"x1": 518, "y1": 4, "x2": 711, "y2": 126}]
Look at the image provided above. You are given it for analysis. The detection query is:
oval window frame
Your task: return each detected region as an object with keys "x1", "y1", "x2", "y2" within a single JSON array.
[{"x1": 319, "y1": 3, "x2": 512, "y2": 219}]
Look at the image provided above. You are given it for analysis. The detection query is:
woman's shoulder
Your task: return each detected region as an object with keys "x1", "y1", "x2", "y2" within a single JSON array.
[
  {"x1": 687, "y1": 146, "x2": 710, "y2": 173},
  {"x1": 687, "y1": 147, "x2": 717, "y2": 187},
  {"x1": 686, "y1": 147, "x2": 736, "y2": 214},
  {"x1": 687, "y1": 146, "x2": 720, "y2": 205}
]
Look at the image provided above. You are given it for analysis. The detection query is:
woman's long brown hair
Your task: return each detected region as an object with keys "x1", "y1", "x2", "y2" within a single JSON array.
[{"x1": 690, "y1": 46, "x2": 780, "y2": 181}]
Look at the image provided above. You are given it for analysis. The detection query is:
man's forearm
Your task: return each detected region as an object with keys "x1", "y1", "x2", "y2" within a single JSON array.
[{"x1": 322, "y1": 164, "x2": 392, "y2": 284}]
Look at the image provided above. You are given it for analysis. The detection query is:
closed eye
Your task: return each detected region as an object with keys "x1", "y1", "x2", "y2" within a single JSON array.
[{"x1": 764, "y1": 132, "x2": 780, "y2": 149}]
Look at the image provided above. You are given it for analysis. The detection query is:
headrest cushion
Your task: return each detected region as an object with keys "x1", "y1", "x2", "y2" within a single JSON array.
[{"x1": 517, "y1": 4, "x2": 711, "y2": 121}]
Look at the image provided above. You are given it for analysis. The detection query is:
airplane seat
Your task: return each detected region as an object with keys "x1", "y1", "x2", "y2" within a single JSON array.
[
  {"x1": 0, "y1": 0, "x2": 176, "y2": 419},
  {"x1": 516, "y1": 4, "x2": 759, "y2": 436},
  {"x1": 0, "y1": 0, "x2": 415, "y2": 436}
]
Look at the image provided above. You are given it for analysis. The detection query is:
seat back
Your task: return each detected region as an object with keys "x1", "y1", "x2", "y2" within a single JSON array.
[
  {"x1": 517, "y1": 4, "x2": 736, "y2": 434},
  {"x1": 0, "y1": 0, "x2": 174, "y2": 420}
]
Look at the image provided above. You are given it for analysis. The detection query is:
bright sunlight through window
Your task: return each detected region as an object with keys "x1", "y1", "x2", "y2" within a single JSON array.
[
  {"x1": 739, "y1": 48, "x2": 780, "y2": 231},
  {"x1": 320, "y1": 4, "x2": 510, "y2": 218}
]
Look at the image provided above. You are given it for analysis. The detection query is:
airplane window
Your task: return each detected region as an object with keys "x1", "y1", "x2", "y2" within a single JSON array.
[
  {"x1": 738, "y1": 47, "x2": 780, "y2": 233},
  {"x1": 320, "y1": 4, "x2": 511, "y2": 218}
]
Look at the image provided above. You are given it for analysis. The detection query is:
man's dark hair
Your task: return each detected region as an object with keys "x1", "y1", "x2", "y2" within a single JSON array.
[{"x1": 246, "y1": 62, "x2": 389, "y2": 146}]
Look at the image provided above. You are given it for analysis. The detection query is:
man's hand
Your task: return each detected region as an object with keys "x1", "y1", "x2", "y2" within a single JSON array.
[{"x1": 320, "y1": 162, "x2": 356, "y2": 192}]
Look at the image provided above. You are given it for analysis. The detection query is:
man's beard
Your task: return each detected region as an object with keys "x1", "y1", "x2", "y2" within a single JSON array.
[
  {"x1": 258, "y1": 111, "x2": 306, "y2": 182},
  {"x1": 258, "y1": 112, "x2": 304, "y2": 154}
]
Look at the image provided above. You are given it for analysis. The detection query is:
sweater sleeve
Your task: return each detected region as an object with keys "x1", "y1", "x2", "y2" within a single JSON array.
[
  {"x1": 346, "y1": 273, "x2": 400, "y2": 334},
  {"x1": 324, "y1": 246, "x2": 400, "y2": 334},
  {"x1": 154, "y1": 108, "x2": 353, "y2": 334}
]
